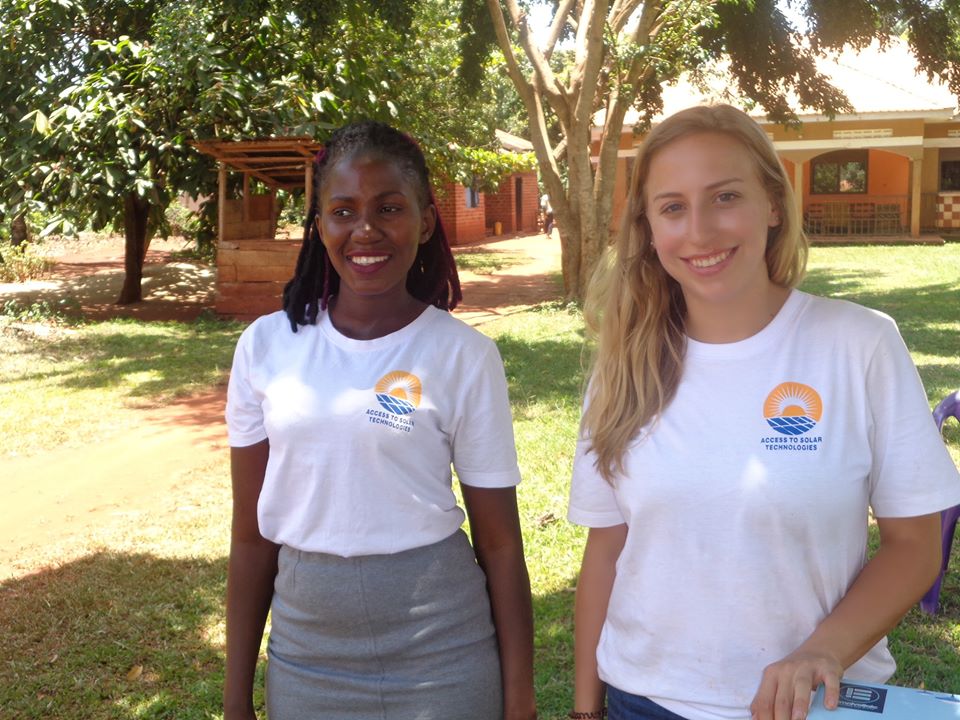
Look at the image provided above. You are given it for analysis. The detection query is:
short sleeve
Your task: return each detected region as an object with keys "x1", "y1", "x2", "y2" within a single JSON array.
[
  {"x1": 225, "y1": 325, "x2": 268, "y2": 447},
  {"x1": 567, "y1": 429, "x2": 626, "y2": 527},
  {"x1": 450, "y1": 341, "x2": 522, "y2": 488},
  {"x1": 866, "y1": 316, "x2": 960, "y2": 517}
]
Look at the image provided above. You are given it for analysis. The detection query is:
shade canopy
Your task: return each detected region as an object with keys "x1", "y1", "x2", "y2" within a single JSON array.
[{"x1": 192, "y1": 137, "x2": 323, "y2": 190}]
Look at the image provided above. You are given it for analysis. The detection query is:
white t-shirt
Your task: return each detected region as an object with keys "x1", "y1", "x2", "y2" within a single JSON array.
[
  {"x1": 568, "y1": 290, "x2": 960, "y2": 720},
  {"x1": 227, "y1": 305, "x2": 521, "y2": 557}
]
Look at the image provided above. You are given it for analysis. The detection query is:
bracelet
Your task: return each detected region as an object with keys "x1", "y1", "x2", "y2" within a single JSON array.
[{"x1": 568, "y1": 710, "x2": 606, "y2": 719}]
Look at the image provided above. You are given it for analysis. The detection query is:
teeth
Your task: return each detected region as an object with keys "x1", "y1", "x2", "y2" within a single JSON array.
[
  {"x1": 350, "y1": 255, "x2": 388, "y2": 266},
  {"x1": 690, "y1": 250, "x2": 732, "y2": 269}
]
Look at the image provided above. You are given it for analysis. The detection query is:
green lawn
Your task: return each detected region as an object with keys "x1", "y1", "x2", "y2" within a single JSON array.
[{"x1": 0, "y1": 244, "x2": 958, "y2": 718}]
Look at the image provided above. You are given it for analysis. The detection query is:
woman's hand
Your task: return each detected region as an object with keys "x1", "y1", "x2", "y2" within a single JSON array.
[
  {"x1": 749, "y1": 511, "x2": 941, "y2": 720},
  {"x1": 749, "y1": 648, "x2": 842, "y2": 720},
  {"x1": 223, "y1": 706, "x2": 259, "y2": 720}
]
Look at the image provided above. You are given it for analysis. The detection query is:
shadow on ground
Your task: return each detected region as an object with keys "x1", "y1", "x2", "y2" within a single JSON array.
[{"x1": 0, "y1": 552, "x2": 248, "y2": 720}]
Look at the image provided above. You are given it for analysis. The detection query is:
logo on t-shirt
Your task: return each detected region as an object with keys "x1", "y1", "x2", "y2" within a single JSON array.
[
  {"x1": 365, "y1": 371, "x2": 421, "y2": 434},
  {"x1": 760, "y1": 381, "x2": 823, "y2": 452},
  {"x1": 374, "y1": 371, "x2": 422, "y2": 415}
]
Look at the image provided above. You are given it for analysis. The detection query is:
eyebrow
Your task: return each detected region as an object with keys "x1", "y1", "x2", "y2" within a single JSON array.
[
  {"x1": 327, "y1": 190, "x2": 407, "y2": 202},
  {"x1": 651, "y1": 177, "x2": 745, "y2": 201}
]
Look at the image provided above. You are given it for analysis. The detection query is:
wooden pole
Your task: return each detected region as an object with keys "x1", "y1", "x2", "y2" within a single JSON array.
[
  {"x1": 242, "y1": 173, "x2": 251, "y2": 223},
  {"x1": 217, "y1": 162, "x2": 227, "y2": 245},
  {"x1": 304, "y1": 161, "x2": 314, "y2": 207}
]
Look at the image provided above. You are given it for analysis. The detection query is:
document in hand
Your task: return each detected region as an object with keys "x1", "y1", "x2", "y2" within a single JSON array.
[{"x1": 808, "y1": 680, "x2": 960, "y2": 718}]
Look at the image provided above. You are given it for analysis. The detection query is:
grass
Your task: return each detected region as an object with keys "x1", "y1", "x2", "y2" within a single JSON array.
[
  {"x1": 0, "y1": 244, "x2": 958, "y2": 718},
  {"x1": 453, "y1": 247, "x2": 525, "y2": 274},
  {"x1": 0, "y1": 315, "x2": 244, "y2": 459}
]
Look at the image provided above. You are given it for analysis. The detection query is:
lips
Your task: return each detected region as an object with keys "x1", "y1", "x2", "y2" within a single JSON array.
[{"x1": 687, "y1": 248, "x2": 734, "y2": 269}]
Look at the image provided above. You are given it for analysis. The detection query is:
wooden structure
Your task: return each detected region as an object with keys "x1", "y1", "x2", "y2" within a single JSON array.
[
  {"x1": 196, "y1": 132, "x2": 542, "y2": 319},
  {"x1": 193, "y1": 137, "x2": 322, "y2": 319}
]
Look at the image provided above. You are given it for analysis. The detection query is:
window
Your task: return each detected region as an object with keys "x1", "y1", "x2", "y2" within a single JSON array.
[
  {"x1": 811, "y1": 151, "x2": 867, "y2": 194},
  {"x1": 940, "y1": 160, "x2": 960, "y2": 192},
  {"x1": 465, "y1": 186, "x2": 480, "y2": 208}
]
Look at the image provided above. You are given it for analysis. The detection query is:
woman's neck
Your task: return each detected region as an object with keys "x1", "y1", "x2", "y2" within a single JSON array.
[
  {"x1": 684, "y1": 284, "x2": 791, "y2": 344},
  {"x1": 327, "y1": 292, "x2": 428, "y2": 340}
]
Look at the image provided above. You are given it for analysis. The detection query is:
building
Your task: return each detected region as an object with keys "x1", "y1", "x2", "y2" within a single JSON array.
[
  {"x1": 436, "y1": 130, "x2": 540, "y2": 245},
  {"x1": 596, "y1": 38, "x2": 960, "y2": 239}
]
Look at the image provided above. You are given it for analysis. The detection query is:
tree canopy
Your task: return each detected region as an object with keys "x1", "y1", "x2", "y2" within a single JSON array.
[
  {"x1": 468, "y1": 0, "x2": 960, "y2": 297},
  {"x1": 0, "y1": 0, "x2": 531, "y2": 302}
]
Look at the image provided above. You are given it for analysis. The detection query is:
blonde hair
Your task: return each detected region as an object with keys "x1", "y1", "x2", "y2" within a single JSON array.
[{"x1": 582, "y1": 104, "x2": 808, "y2": 481}]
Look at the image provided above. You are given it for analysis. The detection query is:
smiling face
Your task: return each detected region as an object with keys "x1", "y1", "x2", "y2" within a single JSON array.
[
  {"x1": 318, "y1": 152, "x2": 435, "y2": 313},
  {"x1": 644, "y1": 131, "x2": 782, "y2": 338}
]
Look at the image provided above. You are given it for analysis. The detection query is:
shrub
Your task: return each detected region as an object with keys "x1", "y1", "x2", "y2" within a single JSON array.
[
  {"x1": 1, "y1": 297, "x2": 81, "y2": 323},
  {"x1": 0, "y1": 243, "x2": 53, "y2": 282}
]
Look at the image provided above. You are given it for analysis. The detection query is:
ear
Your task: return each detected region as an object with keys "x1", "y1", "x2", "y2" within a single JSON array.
[
  {"x1": 767, "y1": 196, "x2": 782, "y2": 228},
  {"x1": 420, "y1": 203, "x2": 437, "y2": 244}
]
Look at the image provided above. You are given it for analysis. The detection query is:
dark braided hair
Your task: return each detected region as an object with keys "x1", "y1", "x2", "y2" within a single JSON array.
[{"x1": 282, "y1": 120, "x2": 463, "y2": 332}]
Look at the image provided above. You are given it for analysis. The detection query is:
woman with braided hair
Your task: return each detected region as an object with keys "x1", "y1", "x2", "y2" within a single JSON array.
[{"x1": 224, "y1": 121, "x2": 536, "y2": 720}]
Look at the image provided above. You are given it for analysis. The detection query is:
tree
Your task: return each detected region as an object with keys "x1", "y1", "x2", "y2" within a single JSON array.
[
  {"x1": 1, "y1": 0, "x2": 523, "y2": 304},
  {"x1": 470, "y1": 0, "x2": 960, "y2": 299},
  {"x1": 0, "y1": 0, "x2": 426, "y2": 303}
]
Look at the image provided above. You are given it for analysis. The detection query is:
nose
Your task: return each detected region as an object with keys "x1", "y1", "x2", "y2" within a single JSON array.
[
  {"x1": 352, "y1": 210, "x2": 379, "y2": 242},
  {"x1": 687, "y1": 203, "x2": 715, "y2": 246}
]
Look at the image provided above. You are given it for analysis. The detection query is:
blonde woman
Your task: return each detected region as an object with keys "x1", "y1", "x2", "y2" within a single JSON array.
[{"x1": 567, "y1": 105, "x2": 960, "y2": 720}]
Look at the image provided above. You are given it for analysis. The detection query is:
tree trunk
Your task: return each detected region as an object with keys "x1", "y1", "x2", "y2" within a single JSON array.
[
  {"x1": 117, "y1": 193, "x2": 151, "y2": 305},
  {"x1": 11, "y1": 212, "x2": 28, "y2": 248}
]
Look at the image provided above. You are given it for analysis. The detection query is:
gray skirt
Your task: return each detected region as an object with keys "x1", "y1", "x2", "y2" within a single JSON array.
[{"x1": 266, "y1": 529, "x2": 503, "y2": 719}]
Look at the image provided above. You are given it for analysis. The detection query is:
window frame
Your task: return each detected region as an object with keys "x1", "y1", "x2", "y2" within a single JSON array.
[
  {"x1": 810, "y1": 150, "x2": 869, "y2": 195},
  {"x1": 465, "y1": 185, "x2": 480, "y2": 209},
  {"x1": 939, "y1": 158, "x2": 960, "y2": 192}
]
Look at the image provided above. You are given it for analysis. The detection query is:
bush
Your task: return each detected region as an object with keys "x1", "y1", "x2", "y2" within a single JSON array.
[
  {"x1": 163, "y1": 202, "x2": 200, "y2": 240},
  {"x1": 0, "y1": 297, "x2": 81, "y2": 323},
  {"x1": 0, "y1": 243, "x2": 53, "y2": 282}
]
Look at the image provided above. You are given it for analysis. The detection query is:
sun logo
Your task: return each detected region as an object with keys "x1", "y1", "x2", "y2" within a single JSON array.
[
  {"x1": 374, "y1": 371, "x2": 422, "y2": 416},
  {"x1": 763, "y1": 382, "x2": 823, "y2": 436}
]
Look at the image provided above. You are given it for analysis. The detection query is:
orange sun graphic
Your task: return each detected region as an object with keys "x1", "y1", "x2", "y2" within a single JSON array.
[
  {"x1": 375, "y1": 371, "x2": 422, "y2": 408},
  {"x1": 763, "y1": 382, "x2": 823, "y2": 421}
]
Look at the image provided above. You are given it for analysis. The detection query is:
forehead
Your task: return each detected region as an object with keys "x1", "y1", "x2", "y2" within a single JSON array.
[
  {"x1": 322, "y1": 153, "x2": 410, "y2": 193},
  {"x1": 645, "y1": 132, "x2": 760, "y2": 193},
  {"x1": 319, "y1": 151, "x2": 422, "y2": 200}
]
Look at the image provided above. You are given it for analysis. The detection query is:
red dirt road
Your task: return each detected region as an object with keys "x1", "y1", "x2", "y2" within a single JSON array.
[{"x1": 1, "y1": 233, "x2": 562, "y2": 578}]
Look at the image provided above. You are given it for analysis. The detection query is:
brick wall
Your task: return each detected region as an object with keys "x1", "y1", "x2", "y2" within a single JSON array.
[
  {"x1": 484, "y1": 171, "x2": 540, "y2": 234},
  {"x1": 436, "y1": 183, "x2": 487, "y2": 245}
]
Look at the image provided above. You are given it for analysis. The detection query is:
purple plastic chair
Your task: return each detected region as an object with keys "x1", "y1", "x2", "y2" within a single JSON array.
[{"x1": 920, "y1": 390, "x2": 960, "y2": 614}]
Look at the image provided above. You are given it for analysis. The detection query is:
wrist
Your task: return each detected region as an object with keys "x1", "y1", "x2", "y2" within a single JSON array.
[{"x1": 569, "y1": 710, "x2": 606, "y2": 719}]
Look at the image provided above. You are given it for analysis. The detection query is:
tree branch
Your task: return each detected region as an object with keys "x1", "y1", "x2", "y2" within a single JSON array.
[
  {"x1": 609, "y1": 0, "x2": 644, "y2": 34},
  {"x1": 503, "y1": 0, "x2": 571, "y2": 121},
  {"x1": 571, "y1": 0, "x2": 610, "y2": 134},
  {"x1": 544, "y1": 0, "x2": 577, "y2": 59},
  {"x1": 485, "y1": 0, "x2": 564, "y2": 194}
]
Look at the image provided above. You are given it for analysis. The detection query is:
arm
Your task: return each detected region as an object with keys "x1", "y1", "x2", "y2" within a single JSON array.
[
  {"x1": 750, "y1": 512, "x2": 942, "y2": 720},
  {"x1": 573, "y1": 523, "x2": 628, "y2": 715},
  {"x1": 223, "y1": 440, "x2": 280, "y2": 720},
  {"x1": 461, "y1": 485, "x2": 537, "y2": 720}
]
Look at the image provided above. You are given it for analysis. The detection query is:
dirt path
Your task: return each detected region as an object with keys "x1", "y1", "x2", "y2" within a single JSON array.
[{"x1": 1, "y1": 232, "x2": 561, "y2": 578}]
